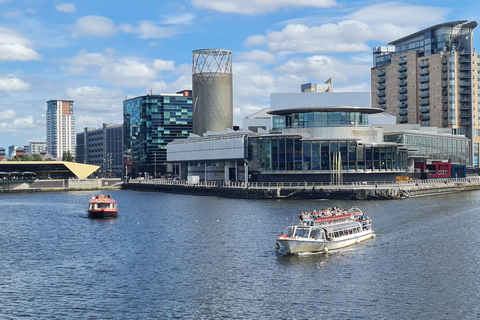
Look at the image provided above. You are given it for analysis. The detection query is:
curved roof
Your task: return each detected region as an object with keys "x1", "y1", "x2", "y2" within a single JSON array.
[
  {"x1": 267, "y1": 106, "x2": 385, "y2": 116},
  {"x1": 0, "y1": 161, "x2": 100, "y2": 179},
  {"x1": 389, "y1": 20, "x2": 477, "y2": 45}
]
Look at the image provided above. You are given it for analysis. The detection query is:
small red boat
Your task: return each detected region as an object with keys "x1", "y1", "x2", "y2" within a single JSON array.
[{"x1": 88, "y1": 194, "x2": 118, "y2": 218}]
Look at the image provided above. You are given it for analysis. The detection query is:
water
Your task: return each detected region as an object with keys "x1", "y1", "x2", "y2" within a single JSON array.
[{"x1": 1, "y1": 190, "x2": 480, "y2": 319}]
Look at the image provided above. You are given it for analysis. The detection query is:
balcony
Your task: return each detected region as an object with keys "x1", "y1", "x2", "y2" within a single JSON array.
[
  {"x1": 459, "y1": 72, "x2": 471, "y2": 79},
  {"x1": 442, "y1": 119, "x2": 449, "y2": 126},
  {"x1": 420, "y1": 114, "x2": 430, "y2": 121},
  {"x1": 443, "y1": 112, "x2": 449, "y2": 119},
  {"x1": 442, "y1": 97, "x2": 448, "y2": 103},
  {"x1": 460, "y1": 112, "x2": 471, "y2": 118},
  {"x1": 420, "y1": 76, "x2": 430, "y2": 82},
  {"x1": 459, "y1": 58, "x2": 470, "y2": 63},
  {"x1": 420, "y1": 69, "x2": 430, "y2": 75},
  {"x1": 398, "y1": 94, "x2": 408, "y2": 101},
  {"x1": 460, "y1": 89, "x2": 471, "y2": 94},
  {"x1": 377, "y1": 98, "x2": 386, "y2": 104},
  {"x1": 397, "y1": 65, "x2": 407, "y2": 72},
  {"x1": 399, "y1": 116, "x2": 408, "y2": 123},
  {"x1": 460, "y1": 119, "x2": 472, "y2": 126},
  {"x1": 377, "y1": 91, "x2": 386, "y2": 97},
  {"x1": 460, "y1": 97, "x2": 471, "y2": 102},
  {"x1": 419, "y1": 84, "x2": 429, "y2": 90},
  {"x1": 377, "y1": 84, "x2": 386, "y2": 90},
  {"x1": 399, "y1": 109, "x2": 408, "y2": 115},
  {"x1": 420, "y1": 106, "x2": 430, "y2": 113},
  {"x1": 442, "y1": 81, "x2": 448, "y2": 88},
  {"x1": 420, "y1": 91, "x2": 430, "y2": 98},
  {"x1": 460, "y1": 104, "x2": 471, "y2": 110},
  {"x1": 397, "y1": 73, "x2": 407, "y2": 79},
  {"x1": 399, "y1": 102, "x2": 408, "y2": 108},
  {"x1": 398, "y1": 57, "x2": 407, "y2": 64},
  {"x1": 376, "y1": 69, "x2": 386, "y2": 76},
  {"x1": 419, "y1": 61, "x2": 429, "y2": 68},
  {"x1": 442, "y1": 104, "x2": 448, "y2": 111},
  {"x1": 459, "y1": 81, "x2": 471, "y2": 87},
  {"x1": 399, "y1": 87, "x2": 408, "y2": 94},
  {"x1": 442, "y1": 66, "x2": 447, "y2": 72},
  {"x1": 377, "y1": 77, "x2": 386, "y2": 83},
  {"x1": 419, "y1": 98, "x2": 430, "y2": 105},
  {"x1": 442, "y1": 57, "x2": 448, "y2": 64},
  {"x1": 398, "y1": 80, "x2": 408, "y2": 86}
]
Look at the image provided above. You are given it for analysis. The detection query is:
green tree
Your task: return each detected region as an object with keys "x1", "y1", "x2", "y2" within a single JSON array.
[
  {"x1": 31, "y1": 154, "x2": 43, "y2": 161},
  {"x1": 62, "y1": 151, "x2": 76, "y2": 162},
  {"x1": 21, "y1": 154, "x2": 33, "y2": 161}
]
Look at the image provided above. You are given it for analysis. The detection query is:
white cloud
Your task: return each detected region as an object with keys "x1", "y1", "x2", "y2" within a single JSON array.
[
  {"x1": 0, "y1": 27, "x2": 42, "y2": 61},
  {"x1": 12, "y1": 116, "x2": 35, "y2": 128},
  {"x1": 153, "y1": 59, "x2": 175, "y2": 71},
  {"x1": 119, "y1": 21, "x2": 173, "y2": 39},
  {"x1": 71, "y1": 16, "x2": 118, "y2": 38},
  {"x1": 237, "y1": 50, "x2": 277, "y2": 64},
  {"x1": 161, "y1": 13, "x2": 194, "y2": 25},
  {"x1": 62, "y1": 51, "x2": 177, "y2": 87},
  {"x1": 192, "y1": 0, "x2": 336, "y2": 15},
  {"x1": 56, "y1": 3, "x2": 77, "y2": 14},
  {"x1": 244, "y1": 2, "x2": 450, "y2": 54},
  {"x1": 0, "y1": 109, "x2": 16, "y2": 119},
  {"x1": 0, "y1": 75, "x2": 31, "y2": 91}
]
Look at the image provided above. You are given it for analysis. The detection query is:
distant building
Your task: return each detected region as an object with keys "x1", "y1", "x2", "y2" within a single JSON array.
[
  {"x1": 301, "y1": 79, "x2": 332, "y2": 92},
  {"x1": 7, "y1": 145, "x2": 20, "y2": 158},
  {"x1": 0, "y1": 147, "x2": 6, "y2": 161},
  {"x1": 76, "y1": 123, "x2": 123, "y2": 178},
  {"x1": 25, "y1": 141, "x2": 47, "y2": 155},
  {"x1": 192, "y1": 49, "x2": 233, "y2": 135},
  {"x1": 242, "y1": 108, "x2": 272, "y2": 132},
  {"x1": 124, "y1": 90, "x2": 193, "y2": 177},
  {"x1": 46, "y1": 100, "x2": 75, "y2": 159},
  {"x1": 371, "y1": 20, "x2": 479, "y2": 165}
]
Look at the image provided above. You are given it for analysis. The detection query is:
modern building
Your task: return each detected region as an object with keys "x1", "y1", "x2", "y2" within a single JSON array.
[
  {"x1": 169, "y1": 104, "x2": 471, "y2": 183},
  {"x1": 76, "y1": 123, "x2": 124, "y2": 178},
  {"x1": 46, "y1": 100, "x2": 75, "y2": 159},
  {"x1": 124, "y1": 90, "x2": 193, "y2": 178},
  {"x1": 7, "y1": 145, "x2": 20, "y2": 158},
  {"x1": 192, "y1": 49, "x2": 233, "y2": 135},
  {"x1": 25, "y1": 141, "x2": 47, "y2": 155},
  {"x1": 242, "y1": 108, "x2": 272, "y2": 132},
  {"x1": 301, "y1": 79, "x2": 332, "y2": 92},
  {"x1": 371, "y1": 20, "x2": 479, "y2": 165}
]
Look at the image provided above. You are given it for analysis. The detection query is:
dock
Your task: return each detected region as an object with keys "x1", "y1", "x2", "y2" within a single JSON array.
[{"x1": 122, "y1": 176, "x2": 480, "y2": 200}]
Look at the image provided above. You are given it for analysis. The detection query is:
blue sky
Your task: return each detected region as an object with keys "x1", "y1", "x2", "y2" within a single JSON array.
[{"x1": 0, "y1": 0, "x2": 479, "y2": 148}]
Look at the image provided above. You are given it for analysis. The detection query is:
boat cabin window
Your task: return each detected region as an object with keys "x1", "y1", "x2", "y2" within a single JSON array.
[
  {"x1": 294, "y1": 227, "x2": 310, "y2": 238},
  {"x1": 310, "y1": 229, "x2": 324, "y2": 240},
  {"x1": 284, "y1": 227, "x2": 295, "y2": 237}
]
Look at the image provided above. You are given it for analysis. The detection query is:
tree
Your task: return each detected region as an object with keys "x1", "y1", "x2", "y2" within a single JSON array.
[{"x1": 62, "y1": 151, "x2": 76, "y2": 162}]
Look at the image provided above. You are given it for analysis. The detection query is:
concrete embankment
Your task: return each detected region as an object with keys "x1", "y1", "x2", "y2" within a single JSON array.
[
  {"x1": 0, "y1": 178, "x2": 123, "y2": 193},
  {"x1": 122, "y1": 176, "x2": 480, "y2": 200}
]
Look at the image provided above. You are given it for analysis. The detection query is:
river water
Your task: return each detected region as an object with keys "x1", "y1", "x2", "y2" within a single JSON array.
[{"x1": 1, "y1": 189, "x2": 480, "y2": 319}]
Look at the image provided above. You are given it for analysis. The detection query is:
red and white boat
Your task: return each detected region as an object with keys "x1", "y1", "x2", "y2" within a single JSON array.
[
  {"x1": 275, "y1": 206, "x2": 374, "y2": 254},
  {"x1": 88, "y1": 194, "x2": 118, "y2": 218}
]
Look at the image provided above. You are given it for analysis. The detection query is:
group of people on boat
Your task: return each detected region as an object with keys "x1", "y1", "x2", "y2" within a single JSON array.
[
  {"x1": 299, "y1": 207, "x2": 348, "y2": 221},
  {"x1": 298, "y1": 206, "x2": 371, "y2": 228}
]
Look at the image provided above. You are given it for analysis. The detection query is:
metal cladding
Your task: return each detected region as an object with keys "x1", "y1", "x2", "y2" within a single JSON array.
[{"x1": 192, "y1": 49, "x2": 233, "y2": 136}]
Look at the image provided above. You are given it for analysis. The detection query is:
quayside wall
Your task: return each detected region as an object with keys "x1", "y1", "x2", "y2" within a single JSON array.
[
  {"x1": 0, "y1": 178, "x2": 123, "y2": 193},
  {"x1": 122, "y1": 176, "x2": 480, "y2": 200}
]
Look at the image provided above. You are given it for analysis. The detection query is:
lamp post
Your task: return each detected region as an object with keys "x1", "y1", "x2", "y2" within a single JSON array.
[{"x1": 154, "y1": 153, "x2": 157, "y2": 178}]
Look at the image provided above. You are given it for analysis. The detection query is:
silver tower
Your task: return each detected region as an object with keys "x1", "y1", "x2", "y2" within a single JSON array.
[{"x1": 192, "y1": 49, "x2": 233, "y2": 135}]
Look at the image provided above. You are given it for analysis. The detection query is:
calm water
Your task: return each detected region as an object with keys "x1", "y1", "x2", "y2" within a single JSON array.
[{"x1": 1, "y1": 189, "x2": 480, "y2": 319}]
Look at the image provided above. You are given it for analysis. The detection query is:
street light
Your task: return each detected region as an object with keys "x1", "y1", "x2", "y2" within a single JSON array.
[{"x1": 154, "y1": 153, "x2": 157, "y2": 178}]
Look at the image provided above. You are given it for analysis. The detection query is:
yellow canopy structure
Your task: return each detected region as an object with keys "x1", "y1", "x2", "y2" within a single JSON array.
[{"x1": 0, "y1": 161, "x2": 100, "y2": 179}]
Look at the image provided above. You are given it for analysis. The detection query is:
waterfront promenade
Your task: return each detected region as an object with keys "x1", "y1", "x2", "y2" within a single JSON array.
[{"x1": 123, "y1": 175, "x2": 480, "y2": 199}]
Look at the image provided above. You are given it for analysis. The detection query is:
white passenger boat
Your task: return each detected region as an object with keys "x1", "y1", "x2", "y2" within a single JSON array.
[{"x1": 275, "y1": 206, "x2": 374, "y2": 254}]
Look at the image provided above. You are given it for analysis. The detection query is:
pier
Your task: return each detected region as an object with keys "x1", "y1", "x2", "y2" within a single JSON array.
[{"x1": 122, "y1": 176, "x2": 480, "y2": 200}]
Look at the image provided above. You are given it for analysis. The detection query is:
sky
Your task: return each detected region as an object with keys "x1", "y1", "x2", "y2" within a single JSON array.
[{"x1": 0, "y1": 0, "x2": 479, "y2": 148}]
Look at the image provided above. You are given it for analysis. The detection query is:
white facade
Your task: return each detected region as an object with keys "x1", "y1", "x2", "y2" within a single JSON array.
[
  {"x1": 270, "y1": 92, "x2": 371, "y2": 111},
  {"x1": 46, "y1": 100, "x2": 75, "y2": 159}
]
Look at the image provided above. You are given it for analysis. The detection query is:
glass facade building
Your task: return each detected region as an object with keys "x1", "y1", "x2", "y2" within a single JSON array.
[{"x1": 124, "y1": 90, "x2": 193, "y2": 177}]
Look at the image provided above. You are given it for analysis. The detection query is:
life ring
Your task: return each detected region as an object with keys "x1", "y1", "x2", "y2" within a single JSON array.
[{"x1": 278, "y1": 235, "x2": 288, "y2": 239}]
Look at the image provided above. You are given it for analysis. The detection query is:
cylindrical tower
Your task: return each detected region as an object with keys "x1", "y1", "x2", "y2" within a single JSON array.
[{"x1": 192, "y1": 49, "x2": 233, "y2": 135}]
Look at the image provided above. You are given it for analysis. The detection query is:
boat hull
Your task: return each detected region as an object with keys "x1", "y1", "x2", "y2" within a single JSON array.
[
  {"x1": 88, "y1": 210, "x2": 118, "y2": 219},
  {"x1": 278, "y1": 230, "x2": 374, "y2": 254}
]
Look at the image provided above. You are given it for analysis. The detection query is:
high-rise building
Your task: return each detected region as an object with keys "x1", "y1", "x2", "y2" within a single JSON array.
[
  {"x1": 123, "y1": 90, "x2": 193, "y2": 177},
  {"x1": 192, "y1": 49, "x2": 233, "y2": 136},
  {"x1": 46, "y1": 100, "x2": 75, "y2": 159},
  {"x1": 25, "y1": 141, "x2": 47, "y2": 155},
  {"x1": 76, "y1": 123, "x2": 123, "y2": 178},
  {"x1": 371, "y1": 20, "x2": 479, "y2": 166}
]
